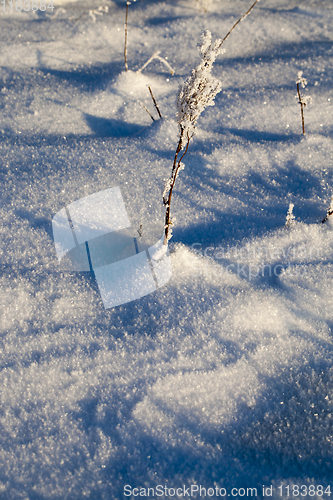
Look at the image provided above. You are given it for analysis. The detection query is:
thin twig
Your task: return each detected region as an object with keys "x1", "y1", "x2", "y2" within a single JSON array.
[
  {"x1": 140, "y1": 102, "x2": 155, "y2": 122},
  {"x1": 297, "y1": 82, "x2": 305, "y2": 134},
  {"x1": 218, "y1": 0, "x2": 260, "y2": 49},
  {"x1": 124, "y1": 1, "x2": 129, "y2": 71},
  {"x1": 154, "y1": 55, "x2": 174, "y2": 76},
  {"x1": 71, "y1": 6, "x2": 108, "y2": 23},
  {"x1": 148, "y1": 86, "x2": 162, "y2": 119}
]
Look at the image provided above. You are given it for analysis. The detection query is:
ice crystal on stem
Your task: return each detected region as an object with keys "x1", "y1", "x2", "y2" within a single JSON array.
[{"x1": 296, "y1": 71, "x2": 307, "y2": 89}]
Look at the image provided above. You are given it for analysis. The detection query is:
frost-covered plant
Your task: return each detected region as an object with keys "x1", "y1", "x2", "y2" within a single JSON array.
[
  {"x1": 285, "y1": 203, "x2": 296, "y2": 228},
  {"x1": 89, "y1": 6, "x2": 109, "y2": 23},
  {"x1": 163, "y1": 30, "x2": 223, "y2": 244},
  {"x1": 296, "y1": 71, "x2": 311, "y2": 135},
  {"x1": 163, "y1": 0, "x2": 260, "y2": 245},
  {"x1": 124, "y1": 0, "x2": 137, "y2": 71},
  {"x1": 322, "y1": 196, "x2": 333, "y2": 223}
]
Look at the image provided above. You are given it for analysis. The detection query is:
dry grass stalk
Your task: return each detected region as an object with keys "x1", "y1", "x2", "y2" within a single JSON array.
[
  {"x1": 140, "y1": 102, "x2": 155, "y2": 122},
  {"x1": 124, "y1": 0, "x2": 130, "y2": 71},
  {"x1": 163, "y1": 0, "x2": 260, "y2": 245},
  {"x1": 137, "y1": 51, "x2": 174, "y2": 75}
]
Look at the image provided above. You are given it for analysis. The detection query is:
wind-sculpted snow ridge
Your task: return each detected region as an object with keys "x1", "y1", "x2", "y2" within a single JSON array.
[{"x1": 0, "y1": 0, "x2": 333, "y2": 498}]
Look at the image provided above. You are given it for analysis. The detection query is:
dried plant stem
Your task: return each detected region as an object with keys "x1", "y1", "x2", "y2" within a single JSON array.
[
  {"x1": 137, "y1": 51, "x2": 175, "y2": 75},
  {"x1": 218, "y1": 0, "x2": 260, "y2": 49},
  {"x1": 140, "y1": 102, "x2": 155, "y2": 121},
  {"x1": 153, "y1": 55, "x2": 174, "y2": 75},
  {"x1": 297, "y1": 81, "x2": 305, "y2": 134},
  {"x1": 164, "y1": 129, "x2": 191, "y2": 244},
  {"x1": 148, "y1": 86, "x2": 162, "y2": 119},
  {"x1": 124, "y1": 1, "x2": 129, "y2": 71}
]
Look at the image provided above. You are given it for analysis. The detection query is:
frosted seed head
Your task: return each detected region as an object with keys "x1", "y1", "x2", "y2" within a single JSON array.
[{"x1": 296, "y1": 71, "x2": 307, "y2": 88}]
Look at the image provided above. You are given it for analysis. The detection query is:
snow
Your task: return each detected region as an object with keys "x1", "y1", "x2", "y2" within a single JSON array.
[{"x1": 1, "y1": 0, "x2": 333, "y2": 498}]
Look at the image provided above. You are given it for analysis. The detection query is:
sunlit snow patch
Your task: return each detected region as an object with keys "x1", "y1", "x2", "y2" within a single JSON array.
[{"x1": 52, "y1": 186, "x2": 172, "y2": 309}]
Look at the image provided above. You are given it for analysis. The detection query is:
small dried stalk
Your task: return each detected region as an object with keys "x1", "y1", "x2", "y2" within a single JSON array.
[
  {"x1": 322, "y1": 196, "x2": 333, "y2": 223},
  {"x1": 296, "y1": 71, "x2": 311, "y2": 135},
  {"x1": 163, "y1": 128, "x2": 190, "y2": 244},
  {"x1": 296, "y1": 81, "x2": 305, "y2": 134},
  {"x1": 163, "y1": 1, "x2": 260, "y2": 245},
  {"x1": 124, "y1": 1, "x2": 130, "y2": 71}
]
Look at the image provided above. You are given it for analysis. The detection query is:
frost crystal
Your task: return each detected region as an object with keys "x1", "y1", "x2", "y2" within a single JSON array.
[{"x1": 177, "y1": 30, "x2": 223, "y2": 148}]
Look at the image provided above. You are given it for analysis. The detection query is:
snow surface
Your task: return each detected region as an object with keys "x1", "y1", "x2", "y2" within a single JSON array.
[{"x1": 1, "y1": 0, "x2": 333, "y2": 498}]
